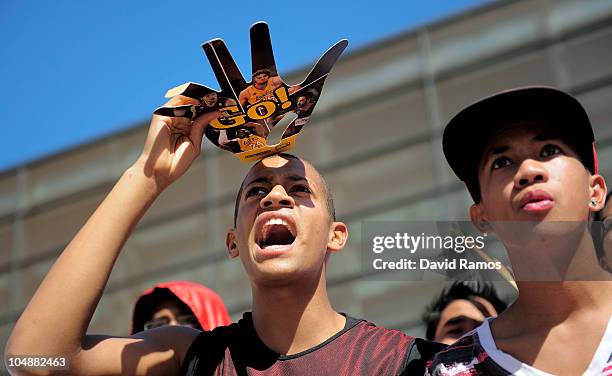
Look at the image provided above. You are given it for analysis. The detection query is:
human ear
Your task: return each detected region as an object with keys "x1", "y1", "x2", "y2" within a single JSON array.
[
  {"x1": 470, "y1": 203, "x2": 490, "y2": 234},
  {"x1": 226, "y1": 229, "x2": 240, "y2": 259},
  {"x1": 588, "y1": 174, "x2": 607, "y2": 212},
  {"x1": 327, "y1": 222, "x2": 348, "y2": 253}
]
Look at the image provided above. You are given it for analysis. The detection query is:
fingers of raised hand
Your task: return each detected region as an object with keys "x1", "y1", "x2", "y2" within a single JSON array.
[
  {"x1": 193, "y1": 110, "x2": 222, "y2": 128},
  {"x1": 168, "y1": 117, "x2": 192, "y2": 135},
  {"x1": 163, "y1": 94, "x2": 200, "y2": 107}
]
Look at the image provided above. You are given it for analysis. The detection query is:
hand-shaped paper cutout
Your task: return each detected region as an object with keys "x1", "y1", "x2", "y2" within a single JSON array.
[{"x1": 154, "y1": 22, "x2": 348, "y2": 162}]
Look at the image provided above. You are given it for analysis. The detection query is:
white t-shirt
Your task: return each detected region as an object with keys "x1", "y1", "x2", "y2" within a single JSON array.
[{"x1": 428, "y1": 316, "x2": 612, "y2": 375}]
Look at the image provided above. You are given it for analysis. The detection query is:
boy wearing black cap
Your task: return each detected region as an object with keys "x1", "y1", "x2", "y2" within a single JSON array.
[{"x1": 428, "y1": 87, "x2": 612, "y2": 375}]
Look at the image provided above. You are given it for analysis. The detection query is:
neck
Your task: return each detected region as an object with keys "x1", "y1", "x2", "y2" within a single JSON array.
[
  {"x1": 250, "y1": 265, "x2": 345, "y2": 355},
  {"x1": 504, "y1": 224, "x2": 609, "y2": 281},
  {"x1": 514, "y1": 281, "x2": 612, "y2": 320},
  {"x1": 491, "y1": 280, "x2": 612, "y2": 350},
  {"x1": 502, "y1": 226, "x2": 612, "y2": 327}
]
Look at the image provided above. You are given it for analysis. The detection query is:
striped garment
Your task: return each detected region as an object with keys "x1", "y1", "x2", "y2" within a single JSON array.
[{"x1": 427, "y1": 317, "x2": 612, "y2": 376}]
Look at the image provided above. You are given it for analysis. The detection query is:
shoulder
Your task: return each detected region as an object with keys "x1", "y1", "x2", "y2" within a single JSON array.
[
  {"x1": 239, "y1": 87, "x2": 251, "y2": 97},
  {"x1": 182, "y1": 320, "x2": 241, "y2": 354},
  {"x1": 349, "y1": 318, "x2": 415, "y2": 346},
  {"x1": 343, "y1": 318, "x2": 417, "y2": 356},
  {"x1": 343, "y1": 318, "x2": 446, "y2": 375},
  {"x1": 137, "y1": 325, "x2": 201, "y2": 363},
  {"x1": 179, "y1": 320, "x2": 247, "y2": 374}
]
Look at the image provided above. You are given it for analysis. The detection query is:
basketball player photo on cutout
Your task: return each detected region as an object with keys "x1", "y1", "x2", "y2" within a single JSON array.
[{"x1": 154, "y1": 22, "x2": 347, "y2": 162}]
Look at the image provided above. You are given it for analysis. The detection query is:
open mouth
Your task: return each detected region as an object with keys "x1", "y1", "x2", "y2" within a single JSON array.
[{"x1": 256, "y1": 217, "x2": 297, "y2": 249}]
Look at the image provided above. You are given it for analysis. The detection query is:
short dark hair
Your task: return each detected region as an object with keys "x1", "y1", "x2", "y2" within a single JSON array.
[
  {"x1": 252, "y1": 69, "x2": 272, "y2": 78},
  {"x1": 592, "y1": 191, "x2": 612, "y2": 222},
  {"x1": 591, "y1": 191, "x2": 612, "y2": 265},
  {"x1": 233, "y1": 154, "x2": 336, "y2": 227},
  {"x1": 422, "y1": 281, "x2": 507, "y2": 341}
]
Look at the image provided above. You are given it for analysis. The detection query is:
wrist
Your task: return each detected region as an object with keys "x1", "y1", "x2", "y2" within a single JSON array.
[{"x1": 124, "y1": 159, "x2": 166, "y2": 198}]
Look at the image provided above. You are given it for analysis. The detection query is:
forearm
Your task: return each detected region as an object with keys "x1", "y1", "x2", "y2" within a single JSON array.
[{"x1": 6, "y1": 161, "x2": 160, "y2": 357}]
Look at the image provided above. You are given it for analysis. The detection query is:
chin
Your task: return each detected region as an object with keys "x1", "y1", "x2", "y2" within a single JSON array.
[
  {"x1": 252, "y1": 260, "x2": 324, "y2": 288},
  {"x1": 531, "y1": 220, "x2": 585, "y2": 236},
  {"x1": 516, "y1": 203, "x2": 587, "y2": 222},
  {"x1": 250, "y1": 261, "x2": 304, "y2": 286}
]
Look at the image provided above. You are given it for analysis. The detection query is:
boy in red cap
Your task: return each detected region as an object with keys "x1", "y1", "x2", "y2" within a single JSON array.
[
  {"x1": 131, "y1": 281, "x2": 231, "y2": 334},
  {"x1": 428, "y1": 87, "x2": 612, "y2": 375}
]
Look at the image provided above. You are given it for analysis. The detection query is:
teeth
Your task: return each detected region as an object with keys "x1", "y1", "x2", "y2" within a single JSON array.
[
  {"x1": 259, "y1": 217, "x2": 295, "y2": 243},
  {"x1": 264, "y1": 218, "x2": 288, "y2": 227}
]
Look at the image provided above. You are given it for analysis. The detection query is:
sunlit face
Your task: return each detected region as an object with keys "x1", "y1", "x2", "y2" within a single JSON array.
[
  {"x1": 434, "y1": 298, "x2": 498, "y2": 345},
  {"x1": 227, "y1": 155, "x2": 346, "y2": 286},
  {"x1": 202, "y1": 92, "x2": 218, "y2": 107},
  {"x1": 297, "y1": 96, "x2": 314, "y2": 112},
  {"x1": 254, "y1": 73, "x2": 269, "y2": 87},
  {"x1": 475, "y1": 122, "x2": 593, "y2": 223}
]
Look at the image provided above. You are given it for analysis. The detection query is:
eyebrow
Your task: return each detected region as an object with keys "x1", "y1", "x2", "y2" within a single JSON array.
[
  {"x1": 243, "y1": 174, "x2": 308, "y2": 188},
  {"x1": 443, "y1": 316, "x2": 472, "y2": 327},
  {"x1": 442, "y1": 314, "x2": 484, "y2": 329},
  {"x1": 244, "y1": 176, "x2": 270, "y2": 187},
  {"x1": 286, "y1": 174, "x2": 308, "y2": 182},
  {"x1": 533, "y1": 132, "x2": 561, "y2": 142},
  {"x1": 489, "y1": 145, "x2": 509, "y2": 155},
  {"x1": 486, "y1": 132, "x2": 562, "y2": 157}
]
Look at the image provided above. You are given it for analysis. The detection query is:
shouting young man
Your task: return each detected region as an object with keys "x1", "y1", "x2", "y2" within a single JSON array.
[
  {"x1": 428, "y1": 87, "x2": 612, "y2": 375},
  {"x1": 5, "y1": 95, "x2": 440, "y2": 375}
]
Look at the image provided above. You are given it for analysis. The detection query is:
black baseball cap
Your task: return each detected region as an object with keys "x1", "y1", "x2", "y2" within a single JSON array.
[{"x1": 442, "y1": 86, "x2": 598, "y2": 202}]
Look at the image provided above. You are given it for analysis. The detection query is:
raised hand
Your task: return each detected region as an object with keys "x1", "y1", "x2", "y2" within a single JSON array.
[
  {"x1": 138, "y1": 95, "x2": 221, "y2": 192},
  {"x1": 154, "y1": 22, "x2": 348, "y2": 162}
]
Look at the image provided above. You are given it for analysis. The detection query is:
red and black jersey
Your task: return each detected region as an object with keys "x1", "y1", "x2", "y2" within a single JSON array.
[{"x1": 180, "y1": 312, "x2": 444, "y2": 375}]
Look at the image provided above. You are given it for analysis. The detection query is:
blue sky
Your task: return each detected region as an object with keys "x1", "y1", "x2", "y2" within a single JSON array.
[{"x1": 0, "y1": 1, "x2": 489, "y2": 172}]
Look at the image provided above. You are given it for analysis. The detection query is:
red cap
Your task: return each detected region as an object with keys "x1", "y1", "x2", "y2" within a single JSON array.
[{"x1": 131, "y1": 280, "x2": 231, "y2": 334}]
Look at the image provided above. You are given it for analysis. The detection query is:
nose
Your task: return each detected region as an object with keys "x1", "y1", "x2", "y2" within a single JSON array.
[
  {"x1": 514, "y1": 159, "x2": 548, "y2": 189},
  {"x1": 260, "y1": 185, "x2": 294, "y2": 209}
]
